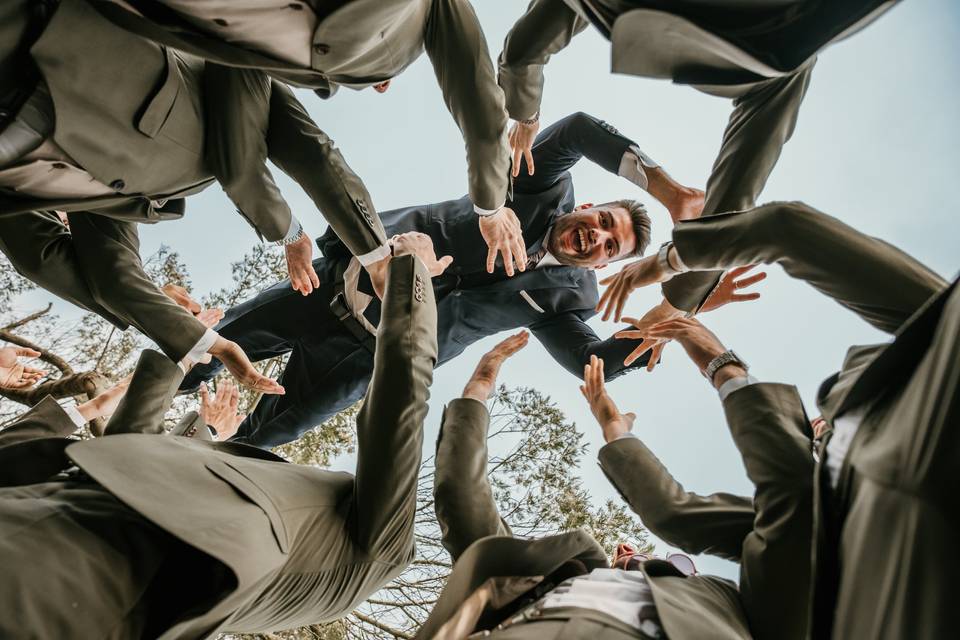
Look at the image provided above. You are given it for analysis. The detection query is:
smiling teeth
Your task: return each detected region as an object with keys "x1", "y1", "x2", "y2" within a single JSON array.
[{"x1": 577, "y1": 228, "x2": 586, "y2": 252}]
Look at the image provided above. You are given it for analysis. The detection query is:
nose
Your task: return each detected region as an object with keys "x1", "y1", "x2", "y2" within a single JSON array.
[{"x1": 589, "y1": 227, "x2": 600, "y2": 246}]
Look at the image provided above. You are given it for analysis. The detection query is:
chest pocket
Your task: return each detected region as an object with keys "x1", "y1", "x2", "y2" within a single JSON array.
[
  {"x1": 519, "y1": 290, "x2": 545, "y2": 313},
  {"x1": 206, "y1": 459, "x2": 289, "y2": 553},
  {"x1": 136, "y1": 50, "x2": 203, "y2": 156}
]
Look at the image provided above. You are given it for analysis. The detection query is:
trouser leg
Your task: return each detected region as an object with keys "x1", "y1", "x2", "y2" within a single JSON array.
[
  {"x1": 0, "y1": 210, "x2": 124, "y2": 326},
  {"x1": 234, "y1": 331, "x2": 374, "y2": 449},
  {"x1": 181, "y1": 261, "x2": 339, "y2": 391},
  {"x1": 662, "y1": 67, "x2": 813, "y2": 312}
]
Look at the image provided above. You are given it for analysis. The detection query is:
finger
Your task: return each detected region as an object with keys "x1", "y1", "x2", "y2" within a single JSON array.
[
  {"x1": 725, "y1": 265, "x2": 757, "y2": 279},
  {"x1": 249, "y1": 375, "x2": 284, "y2": 395},
  {"x1": 600, "y1": 281, "x2": 622, "y2": 321},
  {"x1": 436, "y1": 255, "x2": 454, "y2": 275},
  {"x1": 731, "y1": 292, "x2": 761, "y2": 302},
  {"x1": 512, "y1": 141, "x2": 522, "y2": 178},
  {"x1": 646, "y1": 342, "x2": 665, "y2": 372},
  {"x1": 486, "y1": 244, "x2": 497, "y2": 274},
  {"x1": 621, "y1": 317, "x2": 641, "y2": 327},
  {"x1": 613, "y1": 286, "x2": 628, "y2": 323},
  {"x1": 501, "y1": 243, "x2": 515, "y2": 277},
  {"x1": 309, "y1": 265, "x2": 320, "y2": 290},
  {"x1": 513, "y1": 234, "x2": 527, "y2": 273},
  {"x1": 595, "y1": 280, "x2": 616, "y2": 314},
  {"x1": 598, "y1": 272, "x2": 620, "y2": 287},
  {"x1": 524, "y1": 147, "x2": 535, "y2": 176},
  {"x1": 21, "y1": 366, "x2": 45, "y2": 376},
  {"x1": 735, "y1": 272, "x2": 767, "y2": 288},
  {"x1": 199, "y1": 382, "x2": 210, "y2": 408},
  {"x1": 14, "y1": 347, "x2": 41, "y2": 358},
  {"x1": 624, "y1": 339, "x2": 656, "y2": 366},
  {"x1": 579, "y1": 385, "x2": 588, "y2": 400},
  {"x1": 614, "y1": 330, "x2": 646, "y2": 340}
]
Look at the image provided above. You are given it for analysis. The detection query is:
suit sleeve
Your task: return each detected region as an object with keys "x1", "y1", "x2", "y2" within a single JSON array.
[
  {"x1": 528, "y1": 310, "x2": 653, "y2": 381},
  {"x1": 434, "y1": 398, "x2": 512, "y2": 562},
  {"x1": 722, "y1": 383, "x2": 817, "y2": 639},
  {"x1": 103, "y1": 349, "x2": 184, "y2": 436},
  {"x1": 598, "y1": 435, "x2": 755, "y2": 562},
  {"x1": 513, "y1": 111, "x2": 635, "y2": 195},
  {"x1": 265, "y1": 81, "x2": 388, "y2": 258},
  {"x1": 498, "y1": 0, "x2": 589, "y2": 121},
  {"x1": 0, "y1": 396, "x2": 78, "y2": 447},
  {"x1": 202, "y1": 63, "x2": 293, "y2": 242},
  {"x1": 425, "y1": 0, "x2": 511, "y2": 211},
  {"x1": 670, "y1": 201, "x2": 948, "y2": 335},
  {"x1": 65, "y1": 213, "x2": 208, "y2": 362},
  {"x1": 352, "y1": 255, "x2": 438, "y2": 558}
]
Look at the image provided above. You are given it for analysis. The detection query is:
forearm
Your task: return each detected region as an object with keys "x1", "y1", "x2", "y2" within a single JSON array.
[
  {"x1": 668, "y1": 201, "x2": 947, "y2": 333},
  {"x1": 426, "y1": 0, "x2": 510, "y2": 211},
  {"x1": 203, "y1": 64, "x2": 292, "y2": 242},
  {"x1": 434, "y1": 398, "x2": 510, "y2": 561},
  {"x1": 498, "y1": 0, "x2": 587, "y2": 120},
  {"x1": 266, "y1": 82, "x2": 388, "y2": 258},
  {"x1": 353, "y1": 255, "x2": 438, "y2": 554},
  {"x1": 103, "y1": 350, "x2": 184, "y2": 436}
]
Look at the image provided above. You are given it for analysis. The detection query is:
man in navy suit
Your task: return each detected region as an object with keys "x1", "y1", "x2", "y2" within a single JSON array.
[{"x1": 183, "y1": 112, "x2": 754, "y2": 448}]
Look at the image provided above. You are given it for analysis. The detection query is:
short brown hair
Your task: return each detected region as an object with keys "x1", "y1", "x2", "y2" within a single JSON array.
[{"x1": 603, "y1": 199, "x2": 651, "y2": 257}]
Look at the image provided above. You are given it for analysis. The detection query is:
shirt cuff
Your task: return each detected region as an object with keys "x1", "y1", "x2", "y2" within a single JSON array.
[
  {"x1": 183, "y1": 328, "x2": 218, "y2": 368},
  {"x1": 718, "y1": 374, "x2": 759, "y2": 402},
  {"x1": 617, "y1": 145, "x2": 660, "y2": 190},
  {"x1": 356, "y1": 243, "x2": 391, "y2": 266},
  {"x1": 474, "y1": 202, "x2": 505, "y2": 217},
  {"x1": 614, "y1": 432, "x2": 638, "y2": 441},
  {"x1": 62, "y1": 404, "x2": 87, "y2": 428},
  {"x1": 281, "y1": 216, "x2": 303, "y2": 243}
]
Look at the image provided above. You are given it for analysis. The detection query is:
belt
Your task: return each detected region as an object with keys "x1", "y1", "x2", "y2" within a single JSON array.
[{"x1": 330, "y1": 261, "x2": 376, "y2": 353}]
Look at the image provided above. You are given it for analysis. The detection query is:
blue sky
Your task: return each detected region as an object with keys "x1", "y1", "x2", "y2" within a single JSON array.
[{"x1": 13, "y1": 1, "x2": 960, "y2": 580}]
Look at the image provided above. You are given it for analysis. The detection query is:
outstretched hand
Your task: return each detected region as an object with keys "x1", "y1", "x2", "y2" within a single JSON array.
[
  {"x1": 162, "y1": 284, "x2": 224, "y2": 328},
  {"x1": 596, "y1": 254, "x2": 671, "y2": 322},
  {"x1": 199, "y1": 379, "x2": 246, "y2": 440},
  {"x1": 699, "y1": 265, "x2": 766, "y2": 313},
  {"x1": 580, "y1": 354, "x2": 635, "y2": 443},
  {"x1": 479, "y1": 207, "x2": 527, "y2": 277},
  {"x1": 285, "y1": 232, "x2": 321, "y2": 296},
  {"x1": 509, "y1": 119, "x2": 539, "y2": 177},
  {"x1": 0, "y1": 346, "x2": 43, "y2": 390},
  {"x1": 643, "y1": 317, "x2": 733, "y2": 384},
  {"x1": 392, "y1": 232, "x2": 454, "y2": 276},
  {"x1": 76, "y1": 374, "x2": 132, "y2": 423},
  {"x1": 462, "y1": 330, "x2": 529, "y2": 402},
  {"x1": 208, "y1": 337, "x2": 284, "y2": 395},
  {"x1": 613, "y1": 299, "x2": 683, "y2": 370}
]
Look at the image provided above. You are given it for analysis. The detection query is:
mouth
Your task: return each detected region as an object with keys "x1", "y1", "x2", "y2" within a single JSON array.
[{"x1": 569, "y1": 226, "x2": 588, "y2": 255}]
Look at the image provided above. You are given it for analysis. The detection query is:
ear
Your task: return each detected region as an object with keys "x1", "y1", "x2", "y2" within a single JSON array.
[{"x1": 574, "y1": 202, "x2": 594, "y2": 211}]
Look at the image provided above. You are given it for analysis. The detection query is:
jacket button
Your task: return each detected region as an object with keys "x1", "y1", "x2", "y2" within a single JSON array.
[
  {"x1": 110, "y1": 179, "x2": 125, "y2": 191},
  {"x1": 213, "y1": 18, "x2": 229, "y2": 26},
  {"x1": 314, "y1": 43, "x2": 330, "y2": 55}
]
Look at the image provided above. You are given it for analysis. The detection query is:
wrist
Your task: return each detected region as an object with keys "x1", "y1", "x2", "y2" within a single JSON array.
[
  {"x1": 75, "y1": 400, "x2": 100, "y2": 423},
  {"x1": 602, "y1": 421, "x2": 630, "y2": 443},
  {"x1": 711, "y1": 364, "x2": 748, "y2": 389}
]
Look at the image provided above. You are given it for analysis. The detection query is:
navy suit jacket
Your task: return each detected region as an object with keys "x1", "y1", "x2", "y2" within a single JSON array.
[{"x1": 318, "y1": 112, "x2": 652, "y2": 379}]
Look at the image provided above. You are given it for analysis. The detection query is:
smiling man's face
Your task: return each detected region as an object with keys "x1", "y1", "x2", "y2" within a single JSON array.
[{"x1": 547, "y1": 203, "x2": 639, "y2": 268}]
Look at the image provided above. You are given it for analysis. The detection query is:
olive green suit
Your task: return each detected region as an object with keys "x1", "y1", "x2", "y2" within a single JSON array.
[
  {"x1": 0, "y1": 0, "x2": 386, "y2": 362},
  {"x1": 420, "y1": 379, "x2": 814, "y2": 640},
  {"x1": 666, "y1": 201, "x2": 954, "y2": 637},
  {"x1": 499, "y1": 0, "x2": 899, "y2": 312},
  {"x1": 0, "y1": 254, "x2": 438, "y2": 639},
  {"x1": 89, "y1": 0, "x2": 511, "y2": 211}
]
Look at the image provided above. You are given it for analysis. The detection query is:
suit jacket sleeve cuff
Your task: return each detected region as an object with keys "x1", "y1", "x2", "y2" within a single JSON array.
[
  {"x1": 617, "y1": 145, "x2": 660, "y2": 190},
  {"x1": 356, "y1": 243, "x2": 391, "y2": 266},
  {"x1": 61, "y1": 404, "x2": 87, "y2": 428},
  {"x1": 474, "y1": 202, "x2": 505, "y2": 217},
  {"x1": 183, "y1": 329, "x2": 218, "y2": 367}
]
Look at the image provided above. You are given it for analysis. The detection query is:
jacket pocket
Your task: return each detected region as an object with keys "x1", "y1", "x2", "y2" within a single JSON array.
[
  {"x1": 136, "y1": 50, "x2": 203, "y2": 154},
  {"x1": 205, "y1": 459, "x2": 289, "y2": 553}
]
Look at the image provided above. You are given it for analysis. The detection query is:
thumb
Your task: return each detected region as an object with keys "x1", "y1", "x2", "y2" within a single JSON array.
[{"x1": 436, "y1": 255, "x2": 454, "y2": 273}]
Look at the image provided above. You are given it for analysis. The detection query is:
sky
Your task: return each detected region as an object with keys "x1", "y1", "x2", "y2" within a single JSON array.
[{"x1": 12, "y1": 1, "x2": 960, "y2": 580}]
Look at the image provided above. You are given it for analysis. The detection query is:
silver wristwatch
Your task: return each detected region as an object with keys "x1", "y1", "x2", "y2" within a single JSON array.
[
  {"x1": 657, "y1": 242, "x2": 680, "y2": 278},
  {"x1": 704, "y1": 350, "x2": 748, "y2": 382},
  {"x1": 277, "y1": 223, "x2": 305, "y2": 246}
]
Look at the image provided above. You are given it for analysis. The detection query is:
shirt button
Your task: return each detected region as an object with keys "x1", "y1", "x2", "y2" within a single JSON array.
[
  {"x1": 314, "y1": 43, "x2": 330, "y2": 55},
  {"x1": 109, "y1": 179, "x2": 125, "y2": 191},
  {"x1": 213, "y1": 18, "x2": 229, "y2": 26}
]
